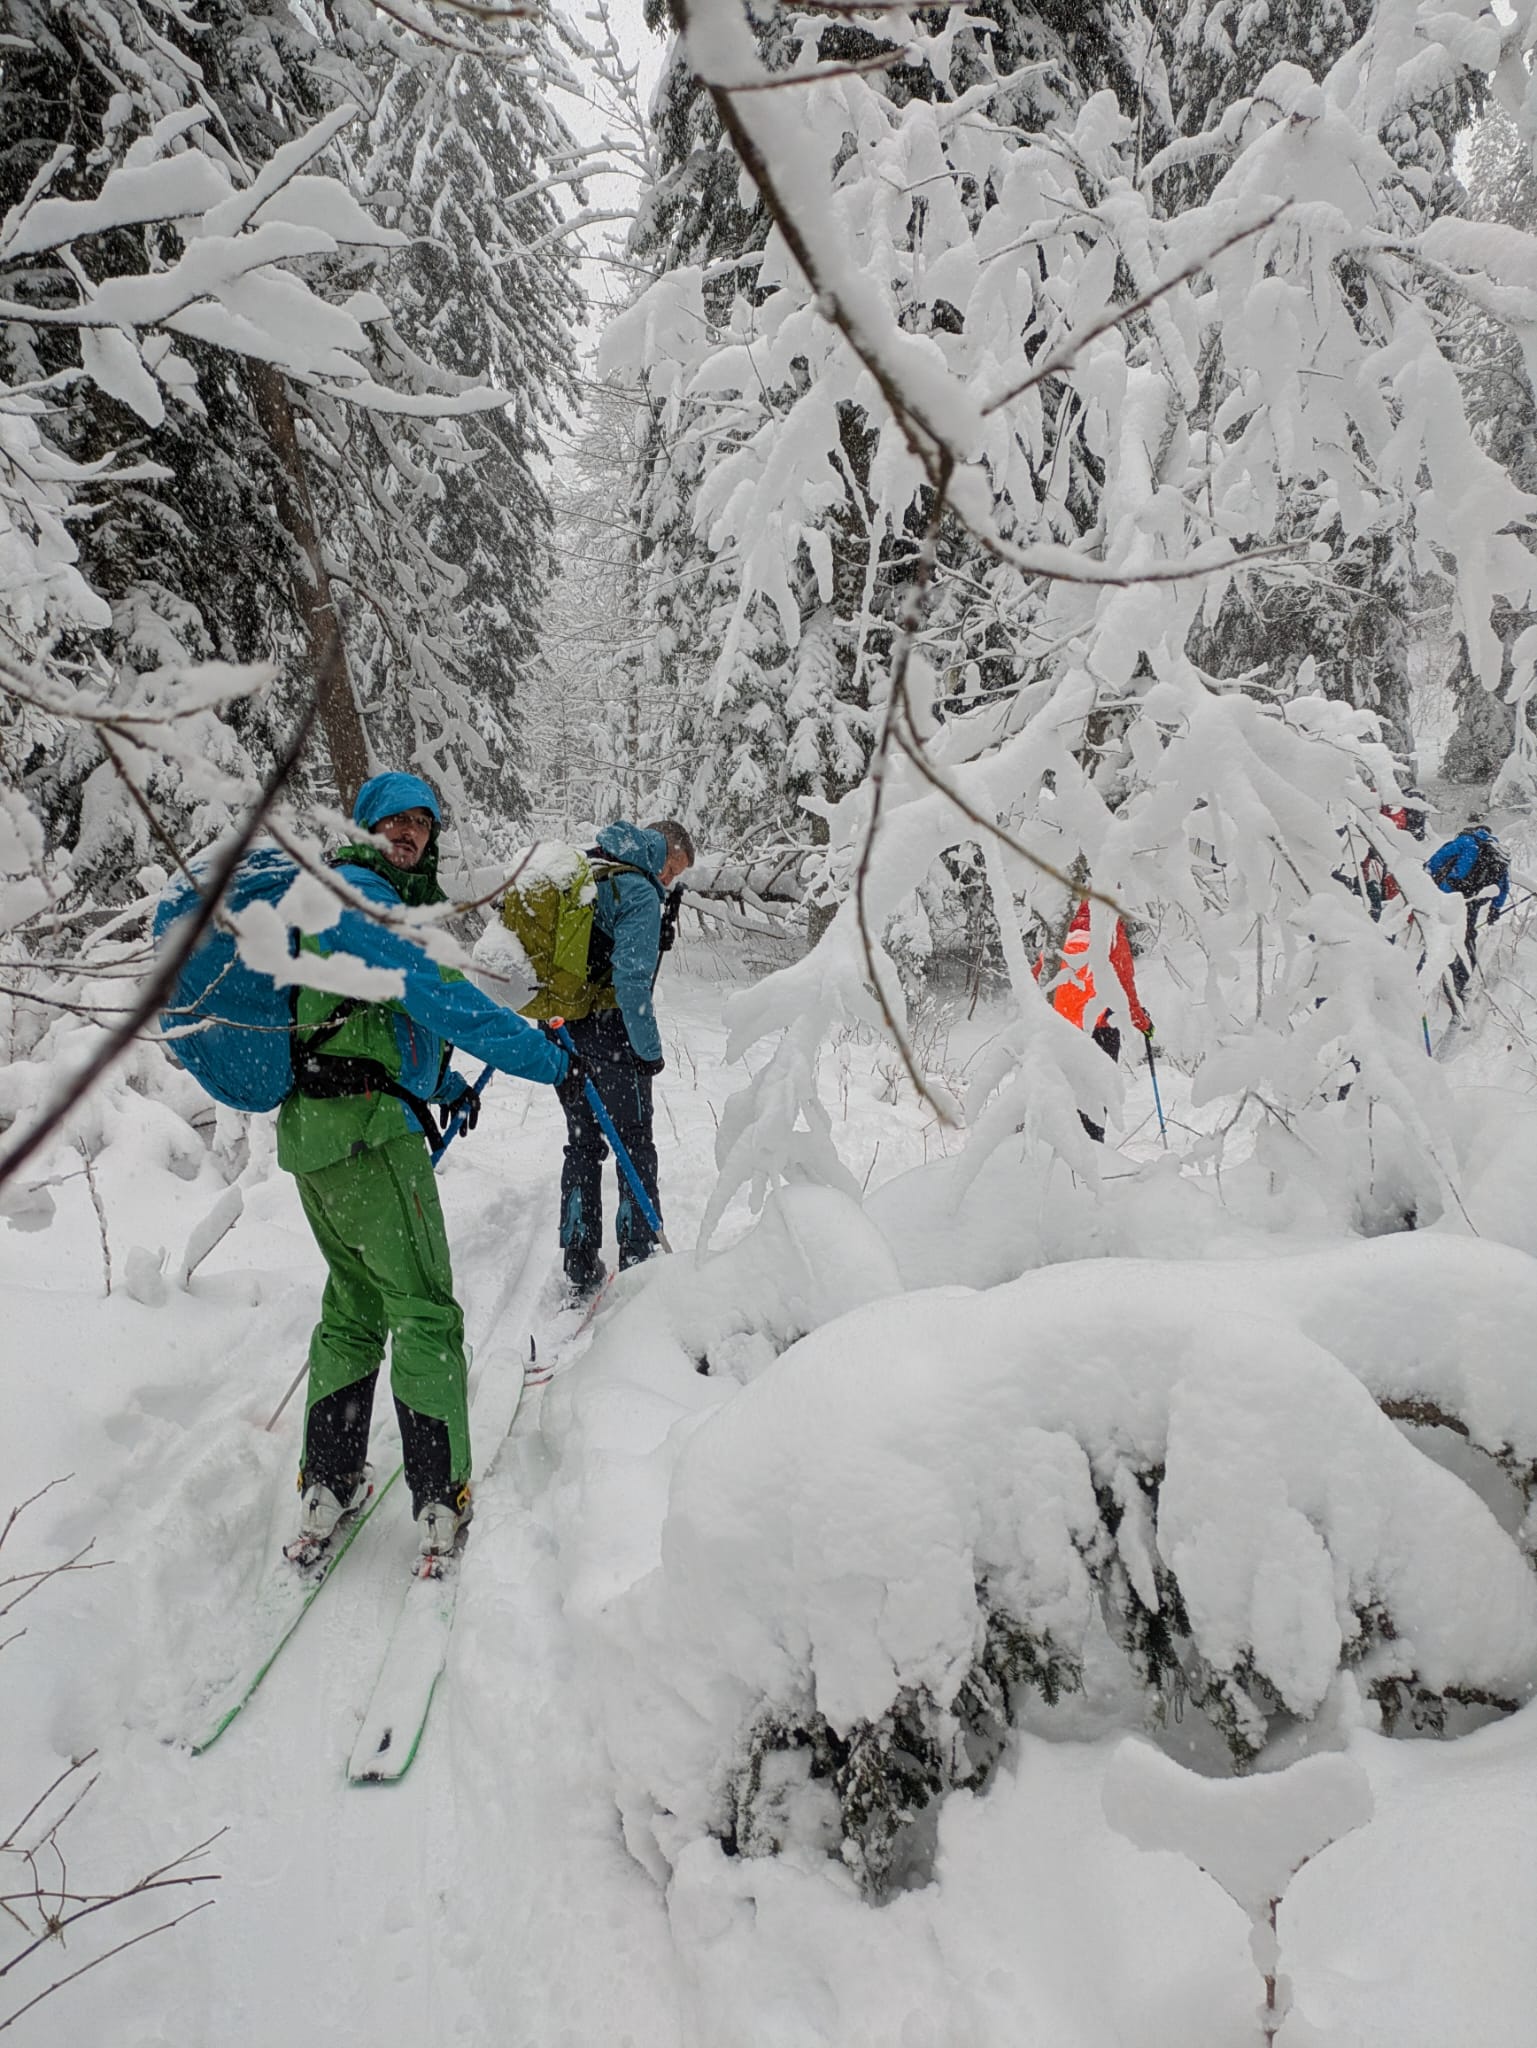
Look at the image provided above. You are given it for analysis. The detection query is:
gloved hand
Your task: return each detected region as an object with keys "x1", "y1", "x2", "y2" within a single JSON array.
[
  {"x1": 558, "y1": 1049, "x2": 591, "y2": 1099},
  {"x1": 1139, "y1": 1020, "x2": 1155, "y2": 1040},
  {"x1": 632, "y1": 1052, "x2": 665, "y2": 1078},
  {"x1": 439, "y1": 1075, "x2": 481, "y2": 1134},
  {"x1": 537, "y1": 1021, "x2": 586, "y2": 1103}
]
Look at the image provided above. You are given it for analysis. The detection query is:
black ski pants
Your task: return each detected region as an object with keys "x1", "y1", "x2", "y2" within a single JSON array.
[
  {"x1": 558, "y1": 1008, "x2": 659, "y2": 1278},
  {"x1": 1450, "y1": 899, "x2": 1483, "y2": 1002},
  {"x1": 1079, "y1": 1020, "x2": 1121, "y2": 1145}
]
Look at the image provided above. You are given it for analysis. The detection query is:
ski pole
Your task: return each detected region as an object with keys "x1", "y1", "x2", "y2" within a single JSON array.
[
  {"x1": 1421, "y1": 1014, "x2": 1433, "y2": 1057},
  {"x1": 551, "y1": 1020, "x2": 673, "y2": 1254},
  {"x1": 264, "y1": 1360, "x2": 309, "y2": 1434},
  {"x1": 1144, "y1": 1033, "x2": 1168, "y2": 1148},
  {"x1": 266, "y1": 1077, "x2": 492, "y2": 1434},
  {"x1": 431, "y1": 1064, "x2": 494, "y2": 1167}
]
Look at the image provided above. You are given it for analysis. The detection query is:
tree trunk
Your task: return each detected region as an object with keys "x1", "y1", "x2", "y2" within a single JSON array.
[{"x1": 248, "y1": 359, "x2": 371, "y2": 810}]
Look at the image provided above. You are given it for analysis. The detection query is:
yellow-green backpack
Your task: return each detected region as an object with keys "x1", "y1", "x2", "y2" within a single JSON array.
[{"x1": 500, "y1": 847, "x2": 642, "y2": 1022}]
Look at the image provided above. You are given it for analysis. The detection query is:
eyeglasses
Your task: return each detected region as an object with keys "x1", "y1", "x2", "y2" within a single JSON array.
[{"x1": 382, "y1": 810, "x2": 434, "y2": 833}]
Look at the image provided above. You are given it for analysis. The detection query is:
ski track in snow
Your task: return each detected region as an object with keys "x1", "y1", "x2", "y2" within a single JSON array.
[{"x1": 5, "y1": 942, "x2": 1537, "y2": 2045}]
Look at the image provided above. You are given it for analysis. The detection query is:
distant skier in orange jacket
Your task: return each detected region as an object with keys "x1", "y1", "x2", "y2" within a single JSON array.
[{"x1": 1034, "y1": 901, "x2": 1153, "y2": 1143}]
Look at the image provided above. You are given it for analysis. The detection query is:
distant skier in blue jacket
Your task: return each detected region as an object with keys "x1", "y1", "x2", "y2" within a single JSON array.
[
  {"x1": 281, "y1": 772, "x2": 570, "y2": 1563},
  {"x1": 1426, "y1": 818, "x2": 1510, "y2": 1003},
  {"x1": 556, "y1": 818, "x2": 694, "y2": 1300}
]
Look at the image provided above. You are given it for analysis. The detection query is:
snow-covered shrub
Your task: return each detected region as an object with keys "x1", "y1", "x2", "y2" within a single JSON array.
[{"x1": 557, "y1": 1224, "x2": 1537, "y2": 1901}]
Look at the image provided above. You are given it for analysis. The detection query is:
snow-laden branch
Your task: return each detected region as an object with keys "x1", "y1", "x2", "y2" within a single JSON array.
[{"x1": 0, "y1": 686, "x2": 322, "y2": 1195}]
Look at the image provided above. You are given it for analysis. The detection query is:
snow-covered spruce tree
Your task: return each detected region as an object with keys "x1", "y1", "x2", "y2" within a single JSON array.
[
  {"x1": 528, "y1": 379, "x2": 672, "y2": 833},
  {"x1": 618, "y1": 3, "x2": 1182, "y2": 862},
  {"x1": 163, "y1": 0, "x2": 585, "y2": 838},
  {"x1": 614, "y1": 0, "x2": 783, "y2": 852},
  {"x1": 0, "y1": 0, "x2": 301, "y2": 903},
  {"x1": 1162, "y1": 2, "x2": 1484, "y2": 758},
  {"x1": 342, "y1": 26, "x2": 583, "y2": 838},
  {"x1": 1, "y1": 0, "x2": 582, "y2": 917},
  {"x1": 1440, "y1": 107, "x2": 1537, "y2": 791},
  {"x1": 629, "y1": 0, "x2": 1537, "y2": 1236}
]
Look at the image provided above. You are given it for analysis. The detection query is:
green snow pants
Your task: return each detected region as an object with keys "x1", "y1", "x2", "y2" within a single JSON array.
[{"x1": 295, "y1": 1133, "x2": 471, "y2": 1489}]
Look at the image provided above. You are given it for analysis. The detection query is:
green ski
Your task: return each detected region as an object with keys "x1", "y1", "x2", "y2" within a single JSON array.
[
  {"x1": 184, "y1": 1465, "x2": 402, "y2": 1754},
  {"x1": 346, "y1": 1353, "x2": 529, "y2": 1785}
]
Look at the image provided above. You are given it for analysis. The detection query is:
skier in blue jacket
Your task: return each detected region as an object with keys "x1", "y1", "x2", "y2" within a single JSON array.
[
  {"x1": 1426, "y1": 818, "x2": 1510, "y2": 1004},
  {"x1": 281, "y1": 772, "x2": 571, "y2": 1562},
  {"x1": 555, "y1": 818, "x2": 693, "y2": 1300}
]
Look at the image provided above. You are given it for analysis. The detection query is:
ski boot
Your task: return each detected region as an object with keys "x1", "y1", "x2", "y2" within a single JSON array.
[
  {"x1": 414, "y1": 1484, "x2": 472, "y2": 1578},
  {"x1": 285, "y1": 1471, "x2": 371, "y2": 1568},
  {"x1": 560, "y1": 1255, "x2": 607, "y2": 1313}
]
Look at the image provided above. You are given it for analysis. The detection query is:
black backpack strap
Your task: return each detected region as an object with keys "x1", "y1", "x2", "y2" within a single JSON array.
[
  {"x1": 584, "y1": 854, "x2": 667, "y2": 992},
  {"x1": 586, "y1": 851, "x2": 666, "y2": 900},
  {"x1": 288, "y1": 991, "x2": 445, "y2": 1145},
  {"x1": 290, "y1": 1051, "x2": 445, "y2": 1147},
  {"x1": 659, "y1": 885, "x2": 683, "y2": 954},
  {"x1": 292, "y1": 992, "x2": 362, "y2": 1060}
]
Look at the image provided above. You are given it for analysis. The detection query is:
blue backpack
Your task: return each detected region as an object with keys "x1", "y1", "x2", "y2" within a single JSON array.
[
  {"x1": 1427, "y1": 828, "x2": 1507, "y2": 900},
  {"x1": 153, "y1": 844, "x2": 303, "y2": 1112}
]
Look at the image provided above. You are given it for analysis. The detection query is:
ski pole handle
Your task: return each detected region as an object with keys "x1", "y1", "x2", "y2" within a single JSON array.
[
  {"x1": 552, "y1": 1022, "x2": 671, "y2": 1251},
  {"x1": 431, "y1": 1064, "x2": 494, "y2": 1167}
]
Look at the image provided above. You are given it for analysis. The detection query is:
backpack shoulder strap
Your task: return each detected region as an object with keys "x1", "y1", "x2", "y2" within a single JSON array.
[{"x1": 587, "y1": 849, "x2": 666, "y2": 899}]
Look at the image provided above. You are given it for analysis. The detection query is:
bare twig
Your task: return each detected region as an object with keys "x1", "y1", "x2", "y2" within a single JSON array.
[
  {"x1": 75, "y1": 1142, "x2": 111, "y2": 1297},
  {"x1": 1, "y1": 1831, "x2": 224, "y2": 1981},
  {"x1": 0, "y1": 1480, "x2": 72, "y2": 1559},
  {"x1": 890, "y1": 715, "x2": 1121, "y2": 912},
  {"x1": 2, "y1": 1756, "x2": 95, "y2": 1856},
  {"x1": 852, "y1": 458, "x2": 958, "y2": 1122},
  {"x1": 0, "y1": 1900, "x2": 215, "y2": 2034},
  {"x1": 724, "y1": 50, "x2": 907, "y2": 91},
  {"x1": 0, "y1": 1539, "x2": 106, "y2": 1624}
]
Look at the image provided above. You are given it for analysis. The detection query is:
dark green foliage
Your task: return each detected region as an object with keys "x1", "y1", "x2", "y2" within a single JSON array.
[
  {"x1": 725, "y1": 1586, "x2": 1083, "y2": 1901},
  {"x1": 834, "y1": 1697, "x2": 949, "y2": 1896},
  {"x1": 1371, "y1": 1677, "x2": 1521, "y2": 1738}
]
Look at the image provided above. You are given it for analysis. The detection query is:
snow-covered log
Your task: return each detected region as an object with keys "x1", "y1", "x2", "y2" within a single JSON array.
[{"x1": 684, "y1": 853, "x2": 812, "y2": 907}]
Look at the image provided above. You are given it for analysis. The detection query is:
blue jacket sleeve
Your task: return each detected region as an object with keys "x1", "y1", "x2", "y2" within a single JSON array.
[
  {"x1": 605, "y1": 873, "x2": 665, "y2": 1063},
  {"x1": 326, "y1": 903, "x2": 567, "y2": 1087}
]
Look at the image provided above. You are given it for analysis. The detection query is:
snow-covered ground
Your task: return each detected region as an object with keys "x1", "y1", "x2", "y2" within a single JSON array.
[{"x1": 4, "y1": 926, "x2": 1537, "y2": 2047}]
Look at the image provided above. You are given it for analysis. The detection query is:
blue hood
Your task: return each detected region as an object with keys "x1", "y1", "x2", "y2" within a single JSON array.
[
  {"x1": 353, "y1": 773, "x2": 442, "y2": 831},
  {"x1": 596, "y1": 820, "x2": 665, "y2": 879}
]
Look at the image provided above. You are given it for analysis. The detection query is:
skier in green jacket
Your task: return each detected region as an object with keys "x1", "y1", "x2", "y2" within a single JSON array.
[{"x1": 282, "y1": 772, "x2": 571, "y2": 1564}]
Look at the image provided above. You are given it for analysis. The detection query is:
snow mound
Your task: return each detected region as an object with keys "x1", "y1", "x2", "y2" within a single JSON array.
[
  {"x1": 554, "y1": 1235, "x2": 1537, "y2": 1894},
  {"x1": 1103, "y1": 1740, "x2": 1373, "y2": 1919},
  {"x1": 545, "y1": 1184, "x2": 904, "y2": 1617}
]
